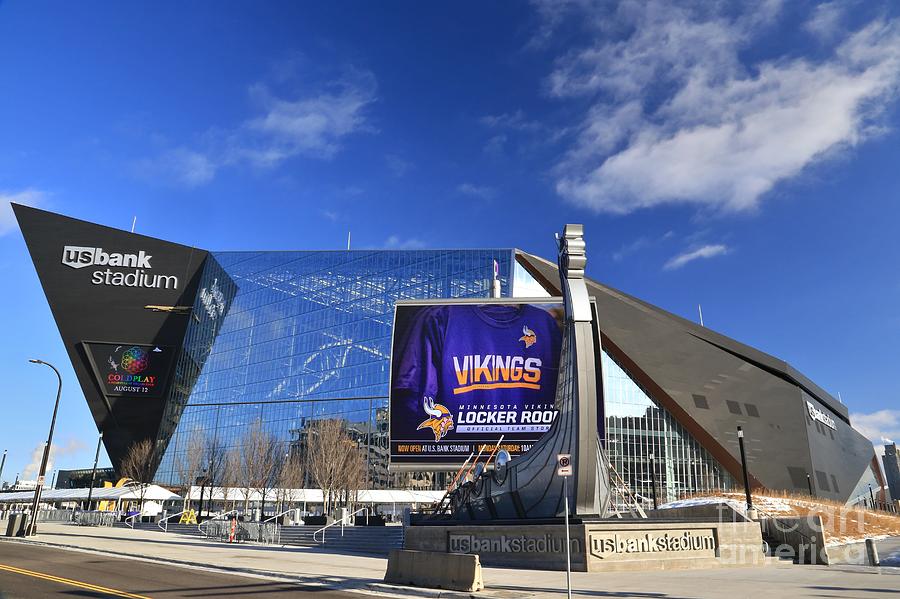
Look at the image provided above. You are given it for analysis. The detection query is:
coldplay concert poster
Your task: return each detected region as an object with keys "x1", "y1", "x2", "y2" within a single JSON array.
[
  {"x1": 389, "y1": 300, "x2": 564, "y2": 469},
  {"x1": 83, "y1": 342, "x2": 177, "y2": 399}
]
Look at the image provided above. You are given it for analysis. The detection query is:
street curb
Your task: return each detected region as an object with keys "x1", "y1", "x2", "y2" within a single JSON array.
[
  {"x1": 0, "y1": 535, "x2": 399, "y2": 597},
  {"x1": 365, "y1": 582, "x2": 485, "y2": 598}
]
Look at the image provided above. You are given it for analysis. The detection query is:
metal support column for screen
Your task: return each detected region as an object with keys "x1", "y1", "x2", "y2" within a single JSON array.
[{"x1": 451, "y1": 224, "x2": 611, "y2": 520}]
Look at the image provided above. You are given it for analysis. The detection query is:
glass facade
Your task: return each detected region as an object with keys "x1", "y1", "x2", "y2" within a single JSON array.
[
  {"x1": 156, "y1": 249, "x2": 516, "y2": 488},
  {"x1": 155, "y1": 248, "x2": 736, "y2": 501},
  {"x1": 603, "y1": 351, "x2": 736, "y2": 504}
]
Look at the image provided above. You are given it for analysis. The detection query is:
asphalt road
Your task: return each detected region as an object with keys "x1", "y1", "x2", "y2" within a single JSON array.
[{"x1": 0, "y1": 542, "x2": 357, "y2": 598}]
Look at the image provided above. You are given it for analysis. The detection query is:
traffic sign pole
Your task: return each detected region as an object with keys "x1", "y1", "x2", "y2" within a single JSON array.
[
  {"x1": 563, "y1": 474, "x2": 572, "y2": 599},
  {"x1": 557, "y1": 454, "x2": 573, "y2": 599}
]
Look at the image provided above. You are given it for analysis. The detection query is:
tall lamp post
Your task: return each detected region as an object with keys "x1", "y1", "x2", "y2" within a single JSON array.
[
  {"x1": 26, "y1": 359, "x2": 62, "y2": 536},
  {"x1": 648, "y1": 452, "x2": 658, "y2": 510},
  {"x1": 0, "y1": 449, "x2": 7, "y2": 489},
  {"x1": 85, "y1": 432, "x2": 104, "y2": 511},
  {"x1": 737, "y1": 426, "x2": 753, "y2": 515}
]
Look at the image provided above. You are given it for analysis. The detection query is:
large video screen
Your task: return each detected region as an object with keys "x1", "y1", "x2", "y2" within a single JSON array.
[
  {"x1": 83, "y1": 342, "x2": 177, "y2": 398},
  {"x1": 389, "y1": 300, "x2": 564, "y2": 469}
]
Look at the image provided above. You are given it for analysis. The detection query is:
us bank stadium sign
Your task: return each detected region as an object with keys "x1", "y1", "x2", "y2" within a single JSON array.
[
  {"x1": 61, "y1": 246, "x2": 179, "y2": 290},
  {"x1": 589, "y1": 529, "x2": 717, "y2": 560},
  {"x1": 807, "y1": 400, "x2": 837, "y2": 430}
]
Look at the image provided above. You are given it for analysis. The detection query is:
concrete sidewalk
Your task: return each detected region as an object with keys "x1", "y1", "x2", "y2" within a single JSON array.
[{"x1": 3, "y1": 523, "x2": 898, "y2": 598}]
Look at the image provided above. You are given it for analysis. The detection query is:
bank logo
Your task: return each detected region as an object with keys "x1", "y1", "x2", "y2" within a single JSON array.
[
  {"x1": 417, "y1": 396, "x2": 454, "y2": 441},
  {"x1": 519, "y1": 325, "x2": 536, "y2": 348},
  {"x1": 62, "y1": 246, "x2": 152, "y2": 269}
]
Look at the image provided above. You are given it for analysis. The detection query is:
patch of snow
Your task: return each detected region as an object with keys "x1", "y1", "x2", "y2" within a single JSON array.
[
  {"x1": 882, "y1": 549, "x2": 900, "y2": 567},
  {"x1": 658, "y1": 497, "x2": 746, "y2": 513},
  {"x1": 827, "y1": 534, "x2": 889, "y2": 548}
]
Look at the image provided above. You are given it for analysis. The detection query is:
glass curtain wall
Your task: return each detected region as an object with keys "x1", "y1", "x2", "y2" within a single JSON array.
[
  {"x1": 603, "y1": 351, "x2": 736, "y2": 504},
  {"x1": 155, "y1": 249, "x2": 516, "y2": 488}
]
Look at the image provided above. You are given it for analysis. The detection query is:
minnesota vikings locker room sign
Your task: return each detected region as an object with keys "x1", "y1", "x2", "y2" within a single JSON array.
[{"x1": 389, "y1": 299, "x2": 564, "y2": 469}]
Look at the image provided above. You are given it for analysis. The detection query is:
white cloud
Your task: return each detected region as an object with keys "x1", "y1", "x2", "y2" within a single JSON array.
[
  {"x1": 0, "y1": 189, "x2": 48, "y2": 236},
  {"x1": 236, "y1": 70, "x2": 376, "y2": 166},
  {"x1": 545, "y1": 3, "x2": 900, "y2": 215},
  {"x1": 138, "y1": 68, "x2": 377, "y2": 187},
  {"x1": 805, "y1": 1, "x2": 848, "y2": 40},
  {"x1": 457, "y1": 183, "x2": 497, "y2": 200},
  {"x1": 384, "y1": 235, "x2": 426, "y2": 249},
  {"x1": 385, "y1": 154, "x2": 412, "y2": 177},
  {"x1": 21, "y1": 438, "x2": 86, "y2": 480},
  {"x1": 663, "y1": 244, "x2": 729, "y2": 270},
  {"x1": 851, "y1": 409, "x2": 900, "y2": 449},
  {"x1": 134, "y1": 148, "x2": 216, "y2": 188},
  {"x1": 613, "y1": 230, "x2": 674, "y2": 262}
]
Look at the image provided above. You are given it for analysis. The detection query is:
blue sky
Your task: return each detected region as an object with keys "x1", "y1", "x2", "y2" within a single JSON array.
[{"x1": 1, "y1": 1, "x2": 899, "y2": 482}]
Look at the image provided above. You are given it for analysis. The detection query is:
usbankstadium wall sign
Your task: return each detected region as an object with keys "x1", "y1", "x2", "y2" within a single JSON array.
[
  {"x1": 13, "y1": 203, "x2": 214, "y2": 469},
  {"x1": 62, "y1": 245, "x2": 179, "y2": 289}
]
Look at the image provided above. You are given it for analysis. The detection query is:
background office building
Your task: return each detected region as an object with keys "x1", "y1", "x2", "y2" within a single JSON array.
[{"x1": 15, "y1": 205, "x2": 886, "y2": 506}]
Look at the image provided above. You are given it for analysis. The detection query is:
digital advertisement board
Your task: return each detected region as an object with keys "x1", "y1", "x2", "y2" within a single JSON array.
[
  {"x1": 84, "y1": 342, "x2": 177, "y2": 398},
  {"x1": 389, "y1": 299, "x2": 564, "y2": 469}
]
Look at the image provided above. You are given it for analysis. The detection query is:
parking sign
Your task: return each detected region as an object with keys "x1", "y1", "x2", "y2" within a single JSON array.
[{"x1": 557, "y1": 454, "x2": 572, "y2": 477}]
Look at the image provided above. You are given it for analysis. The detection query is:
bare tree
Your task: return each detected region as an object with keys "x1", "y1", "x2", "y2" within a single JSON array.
[
  {"x1": 305, "y1": 419, "x2": 365, "y2": 515},
  {"x1": 238, "y1": 419, "x2": 283, "y2": 520},
  {"x1": 174, "y1": 431, "x2": 204, "y2": 511},
  {"x1": 119, "y1": 438, "x2": 155, "y2": 516},
  {"x1": 200, "y1": 434, "x2": 228, "y2": 516},
  {"x1": 276, "y1": 451, "x2": 304, "y2": 515}
]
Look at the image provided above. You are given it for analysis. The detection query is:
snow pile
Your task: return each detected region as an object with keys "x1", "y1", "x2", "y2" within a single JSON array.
[{"x1": 882, "y1": 549, "x2": 900, "y2": 567}]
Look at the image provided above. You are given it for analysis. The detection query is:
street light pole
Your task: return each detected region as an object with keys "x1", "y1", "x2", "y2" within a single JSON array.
[
  {"x1": 0, "y1": 449, "x2": 7, "y2": 489},
  {"x1": 737, "y1": 426, "x2": 752, "y2": 512},
  {"x1": 26, "y1": 359, "x2": 62, "y2": 536},
  {"x1": 85, "y1": 432, "x2": 104, "y2": 510}
]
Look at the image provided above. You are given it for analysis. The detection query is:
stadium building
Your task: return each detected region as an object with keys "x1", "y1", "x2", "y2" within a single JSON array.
[{"x1": 14, "y1": 204, "x2": 886, "y2": 505}]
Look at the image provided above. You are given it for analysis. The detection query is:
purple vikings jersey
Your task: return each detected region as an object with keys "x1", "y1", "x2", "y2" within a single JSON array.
[{"x1": 393, "y1": 304, "x2": 562, "y2": 438}]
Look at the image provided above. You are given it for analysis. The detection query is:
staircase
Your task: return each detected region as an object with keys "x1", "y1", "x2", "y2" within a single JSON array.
[
  {"x1": 111, "y1": 520, "x2": 404, "y2": 555},
  {"x1": 112, "y1": 521, "x2": 204, "y2": 537},
  {"x1": 280, "y1": 525, "x2": 404, "y2": 555}
]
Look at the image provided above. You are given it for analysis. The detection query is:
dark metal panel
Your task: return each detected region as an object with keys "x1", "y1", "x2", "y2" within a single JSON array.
[
  {"x1": 515, "y1": 250, "x2": 877, "y2": 503},
  {"x1": 13, "y1": 204, "x2": 210, "y2": 472}
]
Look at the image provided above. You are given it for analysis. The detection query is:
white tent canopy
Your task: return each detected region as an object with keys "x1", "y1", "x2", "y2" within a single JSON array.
[
  {"x1": 187, "y1": 486, "x2": 443, "y2": 504},
  {"x1": 0, "y1": 484, "x2": 181, "y2": 504}
]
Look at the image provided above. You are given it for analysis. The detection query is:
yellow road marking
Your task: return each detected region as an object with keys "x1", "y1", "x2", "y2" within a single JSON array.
[{"x1": 0, "y1": 563, "x2": 151, "y2": 598}]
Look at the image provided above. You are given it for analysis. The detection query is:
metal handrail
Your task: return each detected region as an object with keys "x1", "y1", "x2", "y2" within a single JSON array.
[
  {"x1": 313, "y1": 507, "x2": 368, "y2": 544},
  {"x1": 157, "y1": 509, "x2": 189, "y2": 533},
  {"x1": 262, "y1": 508, "x2": 294, "y2": 524},
  {"x1": 124, "y1": 513, "x2": 139, "y2": 529},
  {"x1": 198, "y1": 509, "x2": 238, "y2": 536}
]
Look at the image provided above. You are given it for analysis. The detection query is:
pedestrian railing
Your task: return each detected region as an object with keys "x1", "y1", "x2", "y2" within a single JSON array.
[
  {"x1": 74, "y1": 511, "x2": 116, "y2": 527},
  {"x1": 157, "y1": 510, "x2": 189, "y2": 533},
  {"x1": 124, "y1": 513, "x2": 140, "y2": 529},
  {"x1": 197, "y1": 509, "x2": 238, "y2": 536},
  {"x1": 313, "y1": 507, "x2": 368, "y2": 544}
]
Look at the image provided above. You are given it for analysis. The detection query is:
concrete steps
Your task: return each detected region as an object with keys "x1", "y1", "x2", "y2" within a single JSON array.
[
  {"x1": 279, "y1": 525, "x2": 404, "y2": 555},
  {"x1": 110, "y1": 520, "x2": 404, "y2": 555},
  {"x1": 112, "y1": 521, "x2": 203, "y2": 537}
]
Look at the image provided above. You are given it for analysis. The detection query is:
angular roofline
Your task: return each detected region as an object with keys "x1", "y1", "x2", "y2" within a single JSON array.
[{"x1": 515, "y1": 249, "x2": 849, "y2": 422}]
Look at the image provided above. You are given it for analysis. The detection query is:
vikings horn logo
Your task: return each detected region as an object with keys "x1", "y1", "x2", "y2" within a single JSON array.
[
  {"x1": 417, "y1": 396, "x2": 454, "y2": 442},
  {"x1": 519, "y1": 325, "x2": 537, "y2": 348}
]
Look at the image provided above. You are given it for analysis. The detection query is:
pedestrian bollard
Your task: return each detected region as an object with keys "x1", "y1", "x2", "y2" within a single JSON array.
[{"x1": 865, "y1": 538, "x2": 879, "y2": 566}]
